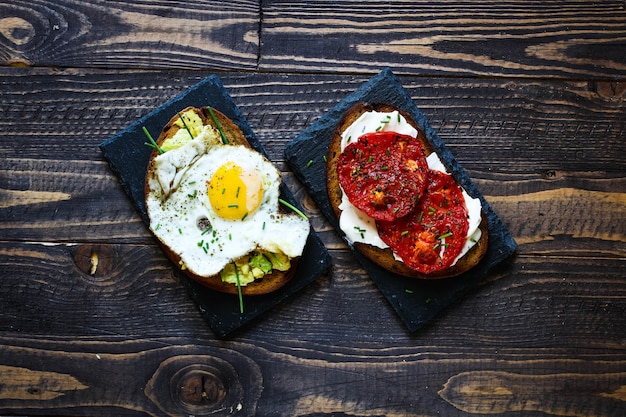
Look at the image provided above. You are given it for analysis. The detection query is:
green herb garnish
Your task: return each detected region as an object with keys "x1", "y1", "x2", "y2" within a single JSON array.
[
  {"x1": 177, "y1": 112, "x2": 195, "y2": 140},
  {"x1": 278, "y1": 198, "x2": 308, "y2": 220},
  {"x1": 207, "y1": 106, "x2": 229, "y2": 144},
  {"x1": 234, "y1": 264, "x2": 244, "y2": 313},
  {"x1": 143, "y1": 126, "x2": 165, "y2": 154},
  {"x1": 354, "y1": 226, "x2": 366, "y2": 239}
]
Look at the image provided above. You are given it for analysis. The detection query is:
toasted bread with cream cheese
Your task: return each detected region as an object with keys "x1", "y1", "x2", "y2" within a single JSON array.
[{"x1": 326, "y1": 102, "x2": 488, "y2": 279}]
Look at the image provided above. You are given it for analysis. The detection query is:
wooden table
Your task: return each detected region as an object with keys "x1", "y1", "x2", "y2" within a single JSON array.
[{"x1": 1, "y1": 1, "x2": 625, "y2": 416}]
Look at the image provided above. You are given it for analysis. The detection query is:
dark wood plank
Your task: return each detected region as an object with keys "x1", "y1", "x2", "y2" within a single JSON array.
[
  {"x1": 1, "y1": 240, "x2": 625, "y2": 348},
  {"x1": 260, "y1": 0, "x2": 626, "y2": 79},
  {"x1": 0, "y1": 334, "x2": 624, "y2": 416},
  {"x1": 2, "y1": 1, "x2": 625, "y2": 79},
  {"x1": 0, "y1": 253, "x2": 625, "y2": 416},
  {"x1": 1, "y1": 65, "x2": 625, "y2": 416},
  {"x1": 1, "y1": 69, "x2": 624, "y2": 258},
  {"x1": 0, "y1": 0, "x2": 259, "y2": 70}
]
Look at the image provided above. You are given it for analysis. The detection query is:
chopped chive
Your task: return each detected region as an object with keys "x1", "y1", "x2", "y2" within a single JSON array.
[
  {"x1": 347, "y1": 136, "x2": 352, "y2": 143},
  {"x1": 306, "y1": 159, "x2": 313, "y2": 167},
  {"x1": 405, "y1": 289, "x2": 414, "y2": 294},
  {"x1": 236, "y1": 187, "x2": 240, "y2": 198},
  {"x1": 279, "y1": 198, "x2": 308, "y2": 220},
  {"x1": 323, "y1": 155, "x2": 327, "y2": 162},
  {"x1": 228, "y1": 204, "x2": 239, "y2": 208},
  {"x1": 354, "y1": 226, "x2": 366, "y2": 239},
  {"x1": 202, "y1": 227, "x2": 212, "y2": 235},
  {"x1": 234, "y1": 264, "x2": 244, "y2": 313},
  {"x1": 154, "y1": 223, "x2": 160, "y2": 231},
  {"x1": 438, "y1": 232, "x2": 453, "y2": 240},
  {"x1": 202, "y1": 246, "x2": 208, "y2": 254},
  {"x1": 222, "y1": 188, "x2": 226, "y2": 194},
  {"x1": 401, "y1": 230, "x2": 409, "y2": 236},
  {"x1": 393, "y1": 207, "x2": 400, "y2": 214},
  {"x1": 397, "y1": 113, "x2": 401, "y2": 122},
  {"x1": 417, "y1": 211, "x2": 424, "y2": 223},
  {"x1": 368, "y1": 155, "x2": 373, "y2": 163},
  {"x1": 241, "y1": 212, "x2": 248, "y2": 221},
  {"x1": 188, "y1": 180, "x2": 196, "y2": 185},
  {"x1": 178, "y1": 228, "x2": 182, "y2": 234},
  {"x1": 229, "y1": 233, "x2": 232, "y2": 240},
  {"x1": 197, "y1": 240, "x2": 204, "y2": 247},
  {"x1": 428, "y1": 206, "x2": 436, "y2": 215},
  {"x1": 177, "y1": 112, "x2": 194, "y2": 140},
  {"x1": 262, "y1": 221, "x2": 266, "y2": 230},
  {"x1": 142, "y1": 126, "x2": 165, "y2": 154},
  {"x1": 207, "y1": 106, "x2": 229, "y2": 144},
  {"x1": 375, "y1": 125, "x2": 382, "y2": 131}
]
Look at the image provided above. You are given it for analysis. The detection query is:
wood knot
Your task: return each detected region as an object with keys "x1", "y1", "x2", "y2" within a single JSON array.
[
  {"x1": 595, "y1": 81, "x2": 625, "y2": 102},
  {"x1": 177, "y1": 368, "x2": 227, "y2": 408},
  {"x1": 145, "y1": 353, "x2": 260, "y2": 417},
  {"x1": 72, "y1": 244, "x2": 115, "y2": 279},
  {"x1": 0, "y1": 17, "x2": 36, "y2": 46}
]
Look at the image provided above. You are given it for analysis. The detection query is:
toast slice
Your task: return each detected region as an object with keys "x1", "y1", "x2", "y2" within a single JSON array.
[
  {"x1": 145, "y1": 106, "x2": 301, "y2": 295},
  {"x1": 326, "y1": 102, "x2": 488, "y2": 279}
]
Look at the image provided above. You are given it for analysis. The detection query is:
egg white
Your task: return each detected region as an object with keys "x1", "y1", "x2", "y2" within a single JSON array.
[{"x1": 146, "y1": 130, "x2": 310, "y2": 278}]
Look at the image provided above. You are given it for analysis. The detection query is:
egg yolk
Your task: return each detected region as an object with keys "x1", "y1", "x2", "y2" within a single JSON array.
[{"x1": 208, "y1": 162, "x2": 263, "y2": 220}]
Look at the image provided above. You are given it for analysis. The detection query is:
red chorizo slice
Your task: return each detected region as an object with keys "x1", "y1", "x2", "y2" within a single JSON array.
[
  {"x1": 377, "y1": 169, "x2": 470, "y2": 274},
  {"x1": 337, "y1": 132, "x2": 429, "y2": 221}
]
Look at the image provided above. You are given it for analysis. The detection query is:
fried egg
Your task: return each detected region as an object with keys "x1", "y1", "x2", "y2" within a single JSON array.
[{"x1": 145, "y1": 125, "x2": 310, "y2": 281}]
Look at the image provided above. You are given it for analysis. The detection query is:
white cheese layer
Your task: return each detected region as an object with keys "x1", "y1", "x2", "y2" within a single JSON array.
[{"x1": 337, "y1": 110, "x2": 482, "y2": 266}]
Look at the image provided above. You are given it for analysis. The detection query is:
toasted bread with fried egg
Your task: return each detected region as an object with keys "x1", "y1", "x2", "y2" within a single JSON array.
[{"x1": 145, "y1": 106, "x2": 303, "y2": 296}]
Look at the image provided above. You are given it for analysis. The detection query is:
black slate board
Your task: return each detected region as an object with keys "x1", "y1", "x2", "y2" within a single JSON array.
[
  {"x1": 284, "y1": 68, "x2": 517, "y2": 332},
  {"x1": 100, "y1": 75, "x2": 331, "y2": 338}
]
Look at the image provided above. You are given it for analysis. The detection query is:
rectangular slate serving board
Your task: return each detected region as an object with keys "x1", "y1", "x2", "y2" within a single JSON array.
[
  {"x1": 100, "y1": 75, "x2": 331, "y2": 338},
  {"x1": 284, "y1": 68, "x2": 517, "y2": 332}
]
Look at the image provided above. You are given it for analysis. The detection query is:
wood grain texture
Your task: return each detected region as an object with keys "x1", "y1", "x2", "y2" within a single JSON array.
[
  {"x1": 260, "y1": 0, "x2": 626, "y2": 78},
  {"x1": 1, "y1": 69, "x2": 624, "y2": 258},
  {"x1": 1, "y1": 0, "x2": 626, "y2": 414},
  {"x1": 0, "y1": 0, "x2": 259, "y2": 69}
]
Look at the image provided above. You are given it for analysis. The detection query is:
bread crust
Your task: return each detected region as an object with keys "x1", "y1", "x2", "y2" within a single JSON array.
[
  {"x1": 326, "y1": 102, "x2": 488, "y2": 279},
  {"x1": 145, "y1": 106, "x2": 299, "y2": 295}
]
